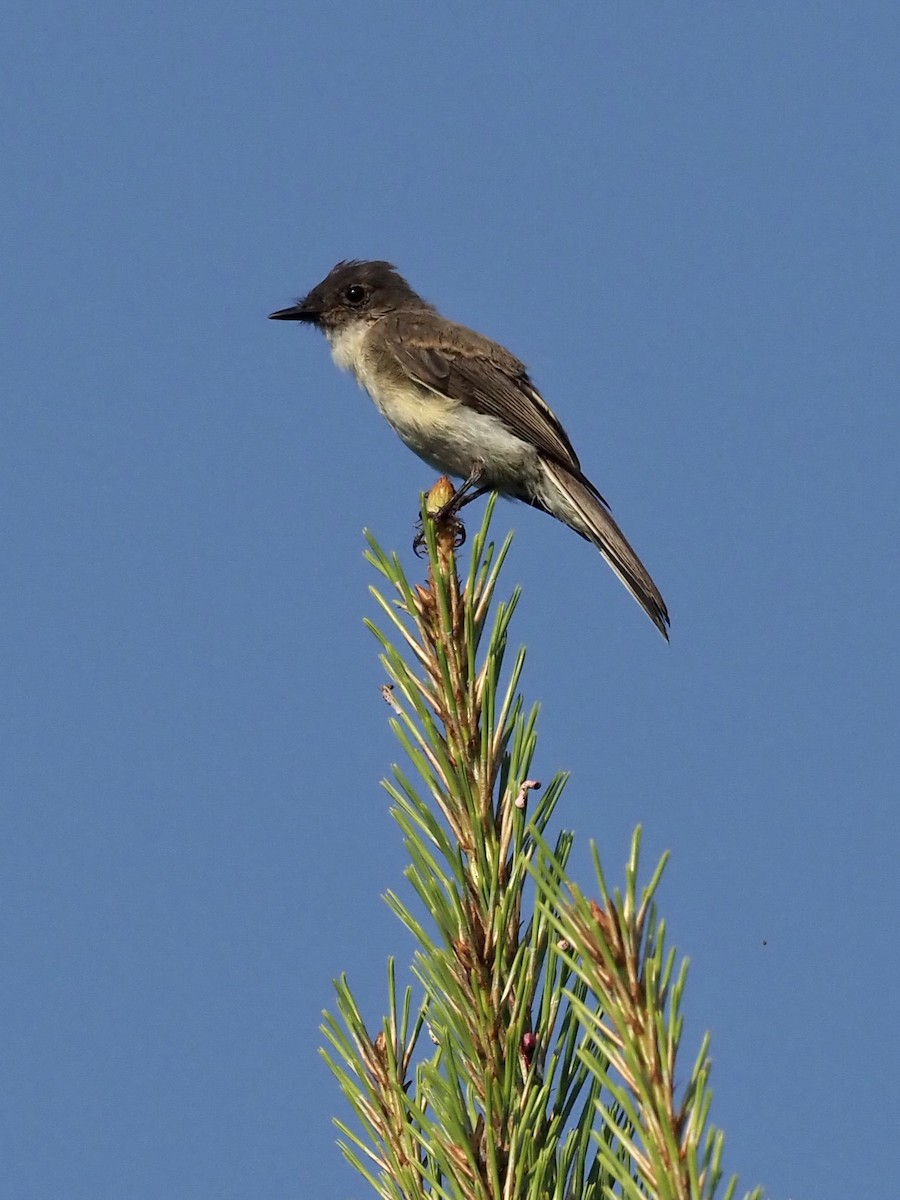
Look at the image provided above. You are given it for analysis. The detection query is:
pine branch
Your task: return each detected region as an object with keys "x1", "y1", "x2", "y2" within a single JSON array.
[{"x1": 320, "y1": 480, "x2": 761, "y2": 1200}]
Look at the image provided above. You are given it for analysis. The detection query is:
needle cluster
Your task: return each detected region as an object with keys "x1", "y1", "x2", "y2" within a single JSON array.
[{"x1": 320, "y1": 482, "x2": 760, "y2": 1200}]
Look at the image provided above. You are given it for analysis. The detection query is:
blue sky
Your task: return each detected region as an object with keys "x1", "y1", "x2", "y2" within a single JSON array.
[{"x1": 3, "y1": 4, "x2": 898, "y2": 1197}]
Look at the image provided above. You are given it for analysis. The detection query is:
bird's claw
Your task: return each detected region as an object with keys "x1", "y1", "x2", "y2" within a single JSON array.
[{"x1": 413, "y1": 512, "x2": 467, "y2": 556}]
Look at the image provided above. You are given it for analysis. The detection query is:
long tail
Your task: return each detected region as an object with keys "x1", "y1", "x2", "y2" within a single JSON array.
[{"x1": 535, "y1": 460, "x2": 670, "y2": 638}]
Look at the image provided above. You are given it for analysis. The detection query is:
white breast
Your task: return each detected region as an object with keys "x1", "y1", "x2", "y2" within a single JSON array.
[{"x1": 325, "y1": 319, "x2": 540, "y2": 489}]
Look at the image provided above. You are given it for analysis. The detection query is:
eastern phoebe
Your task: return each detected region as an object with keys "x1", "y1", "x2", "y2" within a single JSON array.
[{"x1": 270, "y1": 260, "x2": 669, "y2": 638}]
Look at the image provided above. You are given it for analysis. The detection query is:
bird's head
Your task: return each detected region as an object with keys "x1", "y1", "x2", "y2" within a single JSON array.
[{"x1": 269, "y1": 259, "x2": 431, "y2": 332}]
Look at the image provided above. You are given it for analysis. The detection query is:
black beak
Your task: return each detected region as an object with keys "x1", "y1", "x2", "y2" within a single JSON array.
[{"x1": 268, "y1": 300, "x2": 318, "y2": 322}]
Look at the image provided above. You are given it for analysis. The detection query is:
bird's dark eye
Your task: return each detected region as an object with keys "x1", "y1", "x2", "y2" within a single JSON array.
[{"x1": 345, "y1": 284, "x2": 368, "y2": 306}]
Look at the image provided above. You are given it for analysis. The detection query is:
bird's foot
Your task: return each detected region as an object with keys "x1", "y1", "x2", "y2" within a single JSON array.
[{"x1": 413, "y1": 510, "x2": 467, "y2": 556}]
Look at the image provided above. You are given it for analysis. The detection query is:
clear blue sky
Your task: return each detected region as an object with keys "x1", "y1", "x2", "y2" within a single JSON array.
[{"x1": 3, "y1": 4, "x2": 898, "y2": 1197}]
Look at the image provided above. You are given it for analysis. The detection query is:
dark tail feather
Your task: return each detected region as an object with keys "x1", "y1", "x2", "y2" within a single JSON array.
[{"x1": 538, "y1": 461, "x2": 670, "y2": 638}]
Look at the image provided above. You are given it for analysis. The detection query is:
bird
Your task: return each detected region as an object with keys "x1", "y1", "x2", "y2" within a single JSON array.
[{"x1": 270, "y1": 260, "x2": 669, "y2": 637}]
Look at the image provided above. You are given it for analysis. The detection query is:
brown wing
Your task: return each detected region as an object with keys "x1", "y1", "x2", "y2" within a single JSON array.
[{"x1": 383, "y1": 311, "x2": 591, "y2": 481}]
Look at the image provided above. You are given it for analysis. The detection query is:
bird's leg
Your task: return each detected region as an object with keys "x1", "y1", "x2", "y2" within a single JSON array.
[
  {"x1": 431, "y1": 462, "x2": 489, "y2": 522},
  {"x1": 413, "y1": 464, "x2": 488, "y2": 556}
]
